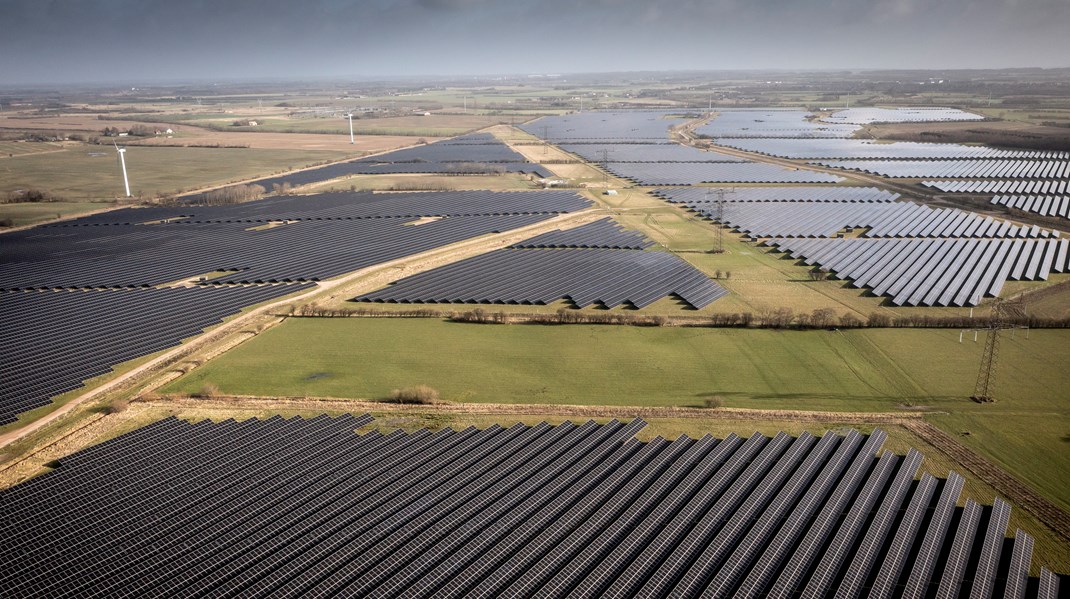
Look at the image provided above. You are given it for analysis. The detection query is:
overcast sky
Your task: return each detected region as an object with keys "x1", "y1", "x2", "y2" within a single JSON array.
[{"x1": 1, "y1": 0, "x2": 1068, "y2": 84}]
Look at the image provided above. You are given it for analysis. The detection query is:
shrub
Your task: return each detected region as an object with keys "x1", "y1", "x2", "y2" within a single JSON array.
[
  {"x1": 108, "y1": 398, "x2": 130, "y2": 414},
  {"x1": 702, "y1": 395, "x2": 724, "y2": 409},
  {"x1": 389, "y1": 385, "x2": 441, "y2": 405},
  {"x1": 194, "y1": 383, "x2": 220, "y2": 399}
]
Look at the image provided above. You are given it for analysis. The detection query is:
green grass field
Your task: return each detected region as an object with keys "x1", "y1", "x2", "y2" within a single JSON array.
[
  {"x1": 0, "y1": 145, "x2": 354, "y2": 199},
  {"x1": 0, "y1": 201, "x2": 116, "y2": 227},
  {"x1": 163, "y1": 318, "x2": 1070, "y2": 511}
]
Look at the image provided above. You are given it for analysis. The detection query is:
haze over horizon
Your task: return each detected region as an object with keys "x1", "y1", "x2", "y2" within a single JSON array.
[{"x1": 1, "y1": 0, "x2": 1069, "y2": 85}]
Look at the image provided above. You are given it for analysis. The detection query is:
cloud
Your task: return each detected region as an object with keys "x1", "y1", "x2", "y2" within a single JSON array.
[{"x1": 0, "y1": 0, "x2": 1066, "y2": 84}]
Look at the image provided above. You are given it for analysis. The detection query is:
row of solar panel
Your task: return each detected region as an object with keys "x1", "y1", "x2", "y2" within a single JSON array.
[
  {"x1": 993, "y1": 195, "x2": 1070, "y2": 219},
  {"x1": 0, "y1": 416, "x2": 1059, "y2": 598},
  {"x1": 696, "y1": 110, "x2": 861, "y2": 139},
  {"x1": 0, "y1": 284, "x2": 312, "y2": 425},
  {"x1": 817, "y1": 159, "x2": 1070, "y2": 179},
  {"x1": 925, "y1": 179, "x2": 1070, "y2": 195},
  {"x1": 181, "y1": 133, "x2": 550, "y2": 199},
  {"x1": 354, "y1": 248, "x2": 728, "y2": 309},
  {"x1": 602, "y1": 161, "x2": 842, "y2": 185},
  {"x1": 508, "y1": 218, "x2": 654, "y2": 250},
  {"x1": 714, "y1": 138, "x2": 1067, "y2": 161},
  {"x1": 557, "y1": 143, "x2": 748, "y2": 163},
  {"x1": 39, "y1": 190, "x2": 592, "y2": 228},
  {"x1": 687, "y1": 199, "x2": 1057, "y2": 239},
  {"x1": 653, "y1": 185, "x2": 900, "y2": 204},
  {"x1": 821, "y1": 106, "x2": 985, "y2": 125},
  {"x1": 769, "y1": 237, "x2": 1069, "y2": 306}
]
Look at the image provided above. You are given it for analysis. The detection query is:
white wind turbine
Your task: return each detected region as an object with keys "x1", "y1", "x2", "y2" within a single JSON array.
[
  {"x1": 114, "y1": 143, "x2": 131, "y2": 197},
  {"x1": 345, "y1": 112, "x2": 355, "y2": 144}
]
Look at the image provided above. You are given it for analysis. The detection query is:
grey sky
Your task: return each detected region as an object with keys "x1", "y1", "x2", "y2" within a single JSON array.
[{"x1": 1, "y1": 0, "x2": 1067, "y2": 84}]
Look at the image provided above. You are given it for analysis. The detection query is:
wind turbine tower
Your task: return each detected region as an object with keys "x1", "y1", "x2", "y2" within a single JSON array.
[
  {"x1": 345, "y1": 112, "x2": 355, "y2": 144},
  {"x1": 115, "y1": 144, "x2": 131, "y2": 197}
]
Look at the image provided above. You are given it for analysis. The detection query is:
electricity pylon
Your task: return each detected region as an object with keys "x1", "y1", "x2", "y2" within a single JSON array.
[{"x1": 971, "y1": 297, "x2": 1027, "y2": 403}]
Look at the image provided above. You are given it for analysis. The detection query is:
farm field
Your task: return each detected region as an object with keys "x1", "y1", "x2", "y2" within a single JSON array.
[
  {"x1": 0, "y1": 200, "x2": 116, "y2": 227},
  {"x1": 162, "y1": 319, "x2": 1068, "y2": 413},
  {"x1": 0, "y1": 141, "x2": 65, "y2": 157},
  {"x1": 0, "y1": 145, "x2": 357, "y2": 199}
]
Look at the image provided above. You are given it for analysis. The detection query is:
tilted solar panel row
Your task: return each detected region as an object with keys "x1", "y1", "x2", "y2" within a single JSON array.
[
  {"x1": 508, "y1": 218, "x2": 654, "y2": 250},
  {"x1": 652, "y1": 186, "x2": 900, "y2": 204},
  {"x1": 0, "y1": 284, "x2": 312, "y2": 424},
  {"x1": 685, "y1": 200, "x2": 1057, "y2": 239},
  {"x1": 35, "y1": 190, "x2": 590, "y2": 228},
  {"x1": 558, "y1": 143, "x2": 749, "y2": 163},
  {"x1": 993, "y1": 195, "x2": 1070, "y2": 220},
  {"x1": 602, "y1": 161, "x2": 843, "y2": 185},
  {"x1": 818, "y1": 159, "x2": 1070, "y2": 179},
  {"x1": 925, "y1": 180, "x2": 1070, "y2": 195},
  {"x1": 769, "y1": 237, "x2": 1070, "y2": 306},
  {"x1": 353, "y1": 248, "x2": 729, "y2": 309},
  {"x1": 1, "y1": 416, "x2": 1061, "y2": 597}
]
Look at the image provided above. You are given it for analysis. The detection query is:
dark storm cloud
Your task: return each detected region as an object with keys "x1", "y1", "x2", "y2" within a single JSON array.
[{"x1": 0, "y1": 0, "x2": 1067, "y2": 84}]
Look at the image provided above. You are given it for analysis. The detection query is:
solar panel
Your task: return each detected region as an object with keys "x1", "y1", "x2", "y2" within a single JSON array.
[{"x1": 0, "y1": 419, "x2": 1060, "y2": 599}]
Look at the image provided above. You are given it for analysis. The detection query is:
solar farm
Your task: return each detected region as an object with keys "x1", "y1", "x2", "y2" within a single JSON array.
[
  {"x1": 2, "y1": 77, "x2": 1069, "y2": 596},
  {"x1": 0, "y1": 415, "x2": 1061, "y2": 598}
]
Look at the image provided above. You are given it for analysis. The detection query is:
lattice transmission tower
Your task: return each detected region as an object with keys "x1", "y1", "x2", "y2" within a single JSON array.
[{"x1": 970, "y1": 297, "x2": 1027, "y2": 403}]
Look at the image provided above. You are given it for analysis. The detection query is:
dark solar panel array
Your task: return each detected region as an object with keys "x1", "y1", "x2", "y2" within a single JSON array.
[
  {"x1": 354, "y1": 248, "x2": 728, "y2": 309},
  {"x1": 181, "y1": 133, "x2": 550, "y2": 199},
  {"x1": 1, "y1": 191, "x2": 591, "y2": 290},
  {"x1": 770, "y1": 237, "x2": 1070, "y2": 306},
  {"x1": 0, "y1": 284, "x2": 311, "y2": 425},
  {"x1": 653, "y1": 185, "x2": 899, "y2": 204},
  {"x1": 508, "y1": 218, "x2": 654, "y2": 249},
  {"x1": 1, "y1": 191, "x2": 591, "y2": 422},
  {"x1": 0, "y1": 416, "x2": 1061, "y2": 598},
  {"x1": 42, "y1": 190, "x2": 591, "y2": 226}
]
